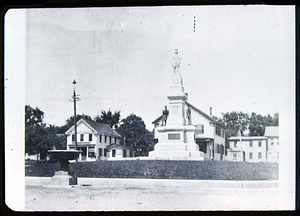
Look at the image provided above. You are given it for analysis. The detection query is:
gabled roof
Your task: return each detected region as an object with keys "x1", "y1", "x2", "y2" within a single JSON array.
[
  {"x1": 152, "y1": 115, "x2": 163, "y2": 124},
  {"x1": 186, "y1": 102, "x2": 226, "y2": 129},
  {"x1": 65, "y1": 118, "x2": 121, "y2": 138},
  {"x1": 264, "y1": 126, "x2": 279, "y2": 137}
]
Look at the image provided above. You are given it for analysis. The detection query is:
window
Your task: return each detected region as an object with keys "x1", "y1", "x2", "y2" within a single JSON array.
[
  {"x1": 80, "y1": 134, "x2": 84, "y2": 141},
  {"x1": 234, "y1": 141, "x2": 238, "y2": 147},
  {"x1": 215, "y1": 144, "x2": 223, "y2": 154},
  {"x1": 123, "y1": 149, "x2": 127, "y2": 157},
  {"x1": 271, "y1": 142, "x2": 274, "y2": 145},
  {"x1": 258, "y1": 140, "x2": 262, "y2": 147},
  {"x1": 109, "y1": 136, "x2": 112, "y2": 144},
  {"x1": 249, "y1": 141, "x2": 253, "y2": 147},
  {"x1": 89, "y1": 134, "x2": 92, "y2": 141},
  {"x1": 72, "y1": 134, "x2": 75, "y2": 141},
  {"x1": 233, "y1": 152, "x2": 237, "y2": 158},
  {"x1": 249, "y1": 152, "x2": 253, "y2": 159},
  {"x1": 104, "y1": 136, "x2": 107, "y2": 143},
  {"x1": 112, "y1": 149, "x2": 116, "y2": 157},
  {"x1": 221, "y1": 129, "x2": 225, "y2": 138},
  {"x1": 88, "y1": 147, "x2": 95, "y2": 157},
  {"x1": 277, "y1": 141, "x2": 279, "y2": 145},
  {"x1": 215, "y1": 126, "x2": 222, "y2": 136},
  {"x1": 130, "y1": 150, "x2": 133, "y2": 157},
  {"x1": 258, "y1": 152, "x2": 262, "y2": 159},
  {"x1": 98, "y1": 148, "x2": 103, "y2": 157},
  {"x1": 99, "y1": 135, "x2": 102, "y2": 143},
  {"x1": 104, "y1": 148, "x2": 107, "y2": 157}
]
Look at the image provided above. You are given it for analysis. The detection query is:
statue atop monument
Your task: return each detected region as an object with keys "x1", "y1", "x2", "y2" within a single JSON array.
[{"x1": 172, "y1": 49, "x2": 181, "y2": 73}]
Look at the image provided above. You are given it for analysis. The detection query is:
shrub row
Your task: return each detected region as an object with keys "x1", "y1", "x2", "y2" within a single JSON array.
[{"x1": 25, "y1": 160, "x2": 279, "y2": 180}]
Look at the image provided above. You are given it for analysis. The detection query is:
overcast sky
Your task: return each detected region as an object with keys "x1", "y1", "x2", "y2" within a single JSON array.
[{"x1": 23, "y1": 6, "x2": 294, "y2": 130}]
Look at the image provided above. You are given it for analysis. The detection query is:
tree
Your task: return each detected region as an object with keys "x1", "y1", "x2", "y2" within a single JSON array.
[
  {"x1": 94, "y1": 109, "x2": 121, "y2": 129},
  {"x1": 221, "y1": 111, "x2": 249, "y2": 137},
  {"x1": 25, "y1": 105, "x2": 67, "y2": 160},
  {"x1": 248, "y1": 112, "x2": 278, "y2": 136},
  {"x1": 273, "y1": 113, "x2": 279, "y2": 126},
  {"x1": 47, "y1": 124, "x2": 67, "y2": 150},
  {"x1": 25, "y1": 105, "x2": 44, "y2": 126},
  {"x1": 116, "y1": 114, "x2": 154, "y2": 156}
]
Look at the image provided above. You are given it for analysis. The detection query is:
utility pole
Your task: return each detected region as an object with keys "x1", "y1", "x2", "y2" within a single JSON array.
[{"x1": 70, "y1": 80, "x2": 80, "y2": 152}]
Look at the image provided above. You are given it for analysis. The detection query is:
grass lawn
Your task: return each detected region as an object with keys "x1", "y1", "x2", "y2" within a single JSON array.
[{"x1": 25, "y1": 160, "x2": 279, "y2": 180}]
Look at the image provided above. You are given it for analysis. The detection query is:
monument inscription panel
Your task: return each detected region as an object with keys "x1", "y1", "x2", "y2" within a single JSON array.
[{"x1": 168, "y1": 133, "x2": 180, "y2": 140}]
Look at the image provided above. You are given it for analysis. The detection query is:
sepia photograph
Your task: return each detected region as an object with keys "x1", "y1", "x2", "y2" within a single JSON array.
[{"x1": 4, "y1": 5, "x2": 295, "y2": 211}]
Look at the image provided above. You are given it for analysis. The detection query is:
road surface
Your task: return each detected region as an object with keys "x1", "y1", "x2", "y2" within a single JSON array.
[{"x1": 25, "y1": 177, "x2": 279, "y2": 211}]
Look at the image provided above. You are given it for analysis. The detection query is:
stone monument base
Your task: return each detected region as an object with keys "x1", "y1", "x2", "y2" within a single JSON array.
[
  {"x1": 149, "y1": 125, "x2": 205, "y2": 161},
  {"x1": 149, "y1": 143, "x2": 204, "y2": 161},
  {"x1": 51, "y1": 171, "x2": 77, "y2": 186}
]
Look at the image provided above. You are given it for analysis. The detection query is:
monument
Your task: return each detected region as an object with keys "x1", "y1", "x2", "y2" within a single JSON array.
[{"x1": 149, "y1": 49, "x2": 204, "y2": 160}]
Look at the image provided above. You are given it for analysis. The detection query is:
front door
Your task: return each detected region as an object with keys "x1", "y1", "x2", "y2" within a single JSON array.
[{"x1": 79, "y1": 147, "x2": 87, "y2": 161}]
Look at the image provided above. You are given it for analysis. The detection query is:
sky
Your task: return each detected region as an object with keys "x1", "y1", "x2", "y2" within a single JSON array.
[{"x1": 23, "y1": 6, "x2": 294, "y2": 130}]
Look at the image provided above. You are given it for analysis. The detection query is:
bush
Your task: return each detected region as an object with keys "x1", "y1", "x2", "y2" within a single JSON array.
[{"x1": 25, "y1": 160, "x2": 279, "y2": 180}]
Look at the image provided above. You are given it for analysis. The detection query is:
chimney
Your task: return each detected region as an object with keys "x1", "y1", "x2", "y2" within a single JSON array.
[{"x1": 210, "y1": 107, "x2": 212, "y2": 116}]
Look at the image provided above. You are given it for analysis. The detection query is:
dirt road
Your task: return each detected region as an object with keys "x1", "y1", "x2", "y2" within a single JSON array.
[{"x1": 25, "y1": 178, "x2": 279, "y2": 211}]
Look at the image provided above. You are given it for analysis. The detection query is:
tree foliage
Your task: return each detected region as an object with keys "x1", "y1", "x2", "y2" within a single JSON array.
[
  {"x1": 25, "y1": 105, "x2": 67, "y2": 158},
  {"x1": 116, "y1": 114, "x2": 154, "y2": 156},
  {"x1": 215, "y1": 111, "x2": 279, "y2": 138},
  {"x1": 248, "y1": 113, "x2": 278, "y2": 136},
  {"x1": 94, "y1": 109, "x2": 121, "y2": 129},
  {"x1": 221, "y1": 112, "x2": 249, "y2": 137},
  {"x1": 25, "y1": 105, "x2": 44, "y2": 126}
]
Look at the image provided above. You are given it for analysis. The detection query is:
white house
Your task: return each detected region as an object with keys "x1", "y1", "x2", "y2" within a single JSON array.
[
  {"x1": 65, "y1": 118, "x2": 135, "y2": 161},
  {"x1": 264, "y1": 126, "x2": 279, "y2": 163},
  {"x1": 152, "y1": 103, "x2": 226, "y2": 161},
  {"x1": 226, "y1": 126, "x2": 279, "y2": 163}
]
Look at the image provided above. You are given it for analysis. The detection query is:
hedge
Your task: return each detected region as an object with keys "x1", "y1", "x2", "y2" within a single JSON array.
[{"x1": 25, "y1": 160, "x2": 279, "y2": 180}]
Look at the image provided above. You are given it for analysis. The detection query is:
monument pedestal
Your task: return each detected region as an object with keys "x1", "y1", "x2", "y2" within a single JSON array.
[
  {"x1": 51, "y1": 171, "x2": 78, "y2": 186},
  {"x1": 149, "y1": 125, "x2": 204, "y2": 161}
]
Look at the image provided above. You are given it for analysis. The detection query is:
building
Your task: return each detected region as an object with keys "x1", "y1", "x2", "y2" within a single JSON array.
[
  {"x1": 65, "y1": 118, "x2": 135, "y2": 161},
  {"x1": 264, "y1": 126, "x2": 279, "y2": 163},
  {"x1": 226, "y1": 126, "x2": 279, "y2": 163}
]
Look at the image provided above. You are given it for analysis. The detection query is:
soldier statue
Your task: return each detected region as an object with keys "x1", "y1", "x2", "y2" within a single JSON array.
[
  {"x1": 186, "y1": 105, "x2": 192, "y2": 125},
  {"x1": 161, "y1": 106, "x2": 169, "y2": 126}
]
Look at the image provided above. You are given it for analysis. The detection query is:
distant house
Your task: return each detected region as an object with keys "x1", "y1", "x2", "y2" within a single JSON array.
[
  {"x1": 152, "y1": 103, "x2": 226, "y2": 161},
  {"x1": 226, "y1": 126, "x2": 279, "y2": 163},
  {"x1": 264, "y1": 126, "x2": 279, "y2": 163},
  {"x1": 65, "y1": 118, "x2": 135, "y2": 161}
]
